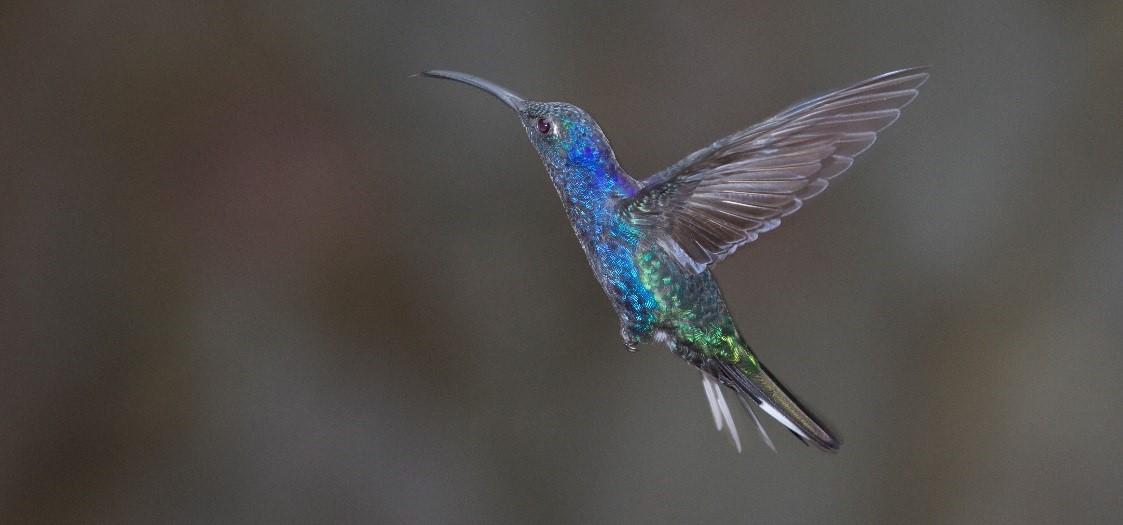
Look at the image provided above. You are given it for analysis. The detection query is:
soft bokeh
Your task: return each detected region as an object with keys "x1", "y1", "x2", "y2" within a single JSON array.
[{"x1": 2, "y1": 2, "x2": 1121, "y2": 523}]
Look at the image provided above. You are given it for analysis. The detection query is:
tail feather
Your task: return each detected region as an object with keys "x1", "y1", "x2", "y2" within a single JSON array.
[
  {"x1": 701, "y1": 371, "x2": 743, "y2": 452},
  {"x1": 714, "y1": 358, "x2": 841, "y2": 451},
  {"x1": 734, "y1": 391, "x2": 776, "y2": 451}
]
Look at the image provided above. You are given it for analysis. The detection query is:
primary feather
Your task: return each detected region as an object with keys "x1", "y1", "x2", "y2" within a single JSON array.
[{"x1": 623, "y1": 67, "x2": 930, "y2": 273}]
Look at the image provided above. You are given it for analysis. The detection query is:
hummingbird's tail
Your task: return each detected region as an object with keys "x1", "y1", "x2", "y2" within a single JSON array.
[{"x1": 709, "y1": 356, "x2": 841, "y2": 451}]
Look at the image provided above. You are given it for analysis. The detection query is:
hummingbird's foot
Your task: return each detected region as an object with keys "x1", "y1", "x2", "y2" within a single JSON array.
[
  {"x1": 621, "y1": 323, "x2": 667, "y2": 351},
  {"x1": 621, "y1": 328, "x2": 641, "y2": 352}
]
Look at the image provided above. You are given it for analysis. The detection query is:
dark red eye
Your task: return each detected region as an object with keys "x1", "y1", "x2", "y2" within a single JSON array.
[{"x1": 536, "y1": 117, "x2": 552, "y2": 134}]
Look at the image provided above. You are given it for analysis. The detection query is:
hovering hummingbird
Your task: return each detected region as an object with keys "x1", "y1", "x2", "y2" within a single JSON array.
[{"x1": 425, "y1": 67, "x2": 928, "y2": 451}]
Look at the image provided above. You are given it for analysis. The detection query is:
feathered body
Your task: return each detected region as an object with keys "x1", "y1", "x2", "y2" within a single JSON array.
[{"x1": 426, "y1": 68, "x2": 929, "y2": 451}]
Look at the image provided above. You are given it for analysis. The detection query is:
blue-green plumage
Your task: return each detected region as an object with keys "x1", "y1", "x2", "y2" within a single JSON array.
[{"x1": 425, "y1": 67, "x2": 929, "y2": 451}]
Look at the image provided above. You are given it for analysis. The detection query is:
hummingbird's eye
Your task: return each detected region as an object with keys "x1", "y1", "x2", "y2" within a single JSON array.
[{"x1": 536, "y1": 117, "x2": 552, "y2": 135}]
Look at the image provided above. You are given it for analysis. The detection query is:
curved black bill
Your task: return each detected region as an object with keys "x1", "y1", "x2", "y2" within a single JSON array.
[{"x1": 423, "y1": 70, "x2": 527, "y2": 113}]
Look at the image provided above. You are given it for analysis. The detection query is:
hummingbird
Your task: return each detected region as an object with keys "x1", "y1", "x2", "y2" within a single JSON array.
[{"x1": 425, "y1": 67, "x2": 928, "y2": 452}]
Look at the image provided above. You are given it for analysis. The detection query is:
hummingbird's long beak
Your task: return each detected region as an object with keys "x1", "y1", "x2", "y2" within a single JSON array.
[{"x1": 423, "y1": 70, "x2": 527, "y2": 114}]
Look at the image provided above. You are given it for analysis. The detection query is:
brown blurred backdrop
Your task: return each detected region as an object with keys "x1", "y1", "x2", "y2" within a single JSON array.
[{"x1": 2, "y1": 2, "x2": 1121, "y2": 523}]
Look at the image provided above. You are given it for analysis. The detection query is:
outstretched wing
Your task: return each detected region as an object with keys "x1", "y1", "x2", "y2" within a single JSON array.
[{"x1": 621, "y1": 67, "x2": 929, "y2": 273}]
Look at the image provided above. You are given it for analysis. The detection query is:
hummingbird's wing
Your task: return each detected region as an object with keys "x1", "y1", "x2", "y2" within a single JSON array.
[{"x1": 621, "y1": 67, "x2": 929, "y2": 273}]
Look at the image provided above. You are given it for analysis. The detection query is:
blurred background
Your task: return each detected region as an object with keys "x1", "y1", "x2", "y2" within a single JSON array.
[{"x1": 2, "y1": 2, "x2": 1121, "y2": 523}]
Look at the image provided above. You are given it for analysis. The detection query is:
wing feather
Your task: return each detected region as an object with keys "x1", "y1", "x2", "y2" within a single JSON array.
[{"x1": 621, "y1": 67, "x2": 929, "y2": 273}]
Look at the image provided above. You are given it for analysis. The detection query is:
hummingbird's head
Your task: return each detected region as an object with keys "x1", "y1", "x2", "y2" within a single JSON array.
[
  {"x1": 518, "y1": 101, "x2": 610, "y2": 171},
  {"x1": 424, "y1": 70, "x2": 614, "y2": 173}
]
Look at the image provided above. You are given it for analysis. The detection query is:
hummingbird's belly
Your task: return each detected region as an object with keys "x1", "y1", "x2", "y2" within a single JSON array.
[
  {"x1": 589, "y1": 240, "x2": 660, "y2": 335},
  {"x1": 591, "y1": 240, "x2": 727, "y2": 340}
]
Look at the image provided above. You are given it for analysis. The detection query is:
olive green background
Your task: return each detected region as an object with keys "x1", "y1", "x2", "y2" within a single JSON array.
[{"x1": 3, "y1": 2, "x2": 1120, "y2": 523}]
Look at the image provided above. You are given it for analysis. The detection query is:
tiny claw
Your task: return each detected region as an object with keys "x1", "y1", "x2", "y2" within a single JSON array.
[{"x1": 621, "y1": 328, "x2": 640, "y2": 352}]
